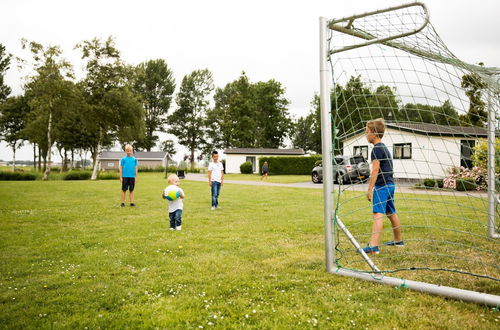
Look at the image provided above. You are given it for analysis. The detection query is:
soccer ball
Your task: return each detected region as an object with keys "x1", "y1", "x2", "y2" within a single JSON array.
[{"x1": 164, "y1": 187, "x2": 181, "y2": 201}]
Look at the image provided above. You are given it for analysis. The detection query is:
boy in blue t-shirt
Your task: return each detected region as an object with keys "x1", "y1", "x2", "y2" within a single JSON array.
[
  {"x1": 119, "y1": 144, "x2": 138, "y2": 207},
  {"x1": 363, "y1": 118, "x2": 403, "y2": 254}
]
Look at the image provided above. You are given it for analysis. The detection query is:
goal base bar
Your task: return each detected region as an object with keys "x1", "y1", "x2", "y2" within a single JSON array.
[{"x1": 329, "y1": 267, "x2": 500, "y2": 307}]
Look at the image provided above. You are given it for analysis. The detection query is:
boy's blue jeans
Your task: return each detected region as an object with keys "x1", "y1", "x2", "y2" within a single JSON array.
[
  {"x1": 169, "y1": 209, "x2": 182, "y2": 228},
  {"x1": 211, "y1": 181, "x2": 221, "y2": 207}
]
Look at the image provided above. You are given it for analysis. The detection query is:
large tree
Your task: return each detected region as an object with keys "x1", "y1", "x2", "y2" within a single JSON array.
[
  {"x1": 292, "y1": 112, "x2": 317, "y2": 153},
  {"x1": 333, "y1": 75, "x2": 399, "y2": 138},
  {"x1": 461, "y1": 70, "x2": 487, "y2": 127},
  {"x1": 207, "y1": 73, "x2": 256, "y2": 149},
  {"x1": 398, "y1": 100, "x2": 460, "y2": 125},
  {"x1": 76, "y1": 37, "x2": 144, "y2": 179},
  {"x1": 0, "y1": 95, "x2": 30, "y2": 170},
  {"x1": 168, "y1": 69, "x2": 214, "y2": 169},
  {"x1": 133, "y1": 59, "x2": 175, "y2": 151},
  {"x1": 52, "y1": 84, "x2": 91, "y2": 171},
  {"x1": 206, "y1": 72, "x2": 293, "y2": 149},
  {"x1": 0, "y1": 43, "x2": 11, "y2": 102},
  {"x1": 253, "y1": 80, "x2": 292, "y2": 147},
  {"x1": 22, "y1": 40, "x2": 75, "y2": 180}
]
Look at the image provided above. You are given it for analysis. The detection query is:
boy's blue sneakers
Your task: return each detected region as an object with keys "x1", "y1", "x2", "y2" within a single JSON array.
[
  {"x1": 360, "y1": 245, "x2": 379, "y2": 254},
  {"x1": 383, "y1": 240, "x2": 404, "y2": 247}
]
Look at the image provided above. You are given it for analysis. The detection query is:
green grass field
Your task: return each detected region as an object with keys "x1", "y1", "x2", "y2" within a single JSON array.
[{"x1": 0, "y1": 173, "x2": 498, "y2": 328}]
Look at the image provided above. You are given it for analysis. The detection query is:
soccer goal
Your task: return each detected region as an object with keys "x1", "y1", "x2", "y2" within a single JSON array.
[{"x1": 319, "y1": 2, "x2": 500, "y2": 306}]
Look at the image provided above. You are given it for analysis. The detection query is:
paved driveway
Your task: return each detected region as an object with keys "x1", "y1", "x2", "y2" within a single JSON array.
[{"x1": 184, "y1": 173, "x2": 487, "y2": 198}]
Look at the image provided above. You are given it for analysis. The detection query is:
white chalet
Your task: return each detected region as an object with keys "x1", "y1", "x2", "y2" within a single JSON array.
[{"x1": 341, "y1": 122, "x2": 488, "y2": 180}]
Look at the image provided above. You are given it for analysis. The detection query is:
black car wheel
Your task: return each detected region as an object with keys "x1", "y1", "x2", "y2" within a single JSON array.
[{"x1": 312, "y1": 172, "x2": 321, "y2": 184}]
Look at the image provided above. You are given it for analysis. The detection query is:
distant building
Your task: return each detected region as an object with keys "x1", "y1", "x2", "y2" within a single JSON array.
[
  {"x1": 98, "y1": 151, "x2": 168, "y2": 171},
  {"x1": 224, "y1": 148, "x2": 305, "y2": 174},
  {"x1": 341, "y1": 122, "x2": 489, "y2": 180}
]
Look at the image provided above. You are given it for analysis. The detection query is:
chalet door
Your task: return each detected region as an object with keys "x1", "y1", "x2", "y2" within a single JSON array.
[{"x1": 246, "y1": 156, "x2": 256, "y2": 172}]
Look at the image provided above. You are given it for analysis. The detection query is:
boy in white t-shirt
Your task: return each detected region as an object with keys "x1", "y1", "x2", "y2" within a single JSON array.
[
  {"x1": 208, "y1": 150, "x2": 224, "y2": 210},
  {"x1": 162, "y1": 174, "x2": 185, "y2": 231}
]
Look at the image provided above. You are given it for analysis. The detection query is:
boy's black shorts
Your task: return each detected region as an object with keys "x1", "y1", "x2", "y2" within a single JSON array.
[{"x1": 122, "y1": 177, "x2": 135, "y2": 192}]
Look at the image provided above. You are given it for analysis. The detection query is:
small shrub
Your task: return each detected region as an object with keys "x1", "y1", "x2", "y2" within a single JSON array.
[
  {"x1": 240, "y1": 162, "x2": 254, "y2": 174},
  {"x1": 64, "y1": 171, "x2": 91, "y2": 180},
  {"x1": 436, "y1": 179, "x2": 444, "y2": 188},
  {"x1": 98, "y1": 172, "x2": 120, "y2": 180},
  {"x1": 0, "y1": 171, "x2": 37, "y2": 181},
  {"x1": 138, "y1": 166, "x2": 165, "y2": 172},
  {"x1": 423, "y1": 178, "x2": 436, "y2": 188},
  {"x1": 456, "y1": 177, "x2": 477, "y2": 191}
]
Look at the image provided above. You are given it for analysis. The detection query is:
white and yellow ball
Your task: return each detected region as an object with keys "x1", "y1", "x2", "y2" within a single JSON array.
[{"x1": 164, "y1": 187, "x2": 181, "y2": 201}]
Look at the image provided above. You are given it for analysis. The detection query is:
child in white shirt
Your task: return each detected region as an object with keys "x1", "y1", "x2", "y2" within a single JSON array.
[{"x1": 162, "y1": 174, "x2": 185, "y2": 231}]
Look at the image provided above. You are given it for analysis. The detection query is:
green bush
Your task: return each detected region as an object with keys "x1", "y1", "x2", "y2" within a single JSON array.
[
  {"x1": 64, "y1": 171, "x2": 91, "y2": 180},
  {"x1": 98, "y1": 172, "x2": 120, "y2": 180},
  {"x1": 436, "y1": 179, "x2": 444, "y2": 188},
  {"x1": 138, "y1": 166, "x2": 165, "y2": 172},
  {"x1": 0, "y1": 171, "x2": 37, "y2": 181},
  {"x1": 258, "y1": 155, "x2": 322, "y2": 175},
  {"x1": 456, "y1": 177, "x2": 477, "y2": 191},
  {"x1": 240, "y1": 161, "x2": 253, "y2": 174},
  {"x1": 423, "y1": 178, "x2": 436, "y2": 188}
]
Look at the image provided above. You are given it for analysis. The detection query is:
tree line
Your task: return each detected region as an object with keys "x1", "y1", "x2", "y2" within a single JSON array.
[
  {"x1": 0, "y1": 39, "x2": 488, "y2": 178},
  {"x1": 0, "y1": 38, "x2": 294, "y2": 179},
  {"x1": 292, "y1": 74, "x2": 488, "y2": 154}
]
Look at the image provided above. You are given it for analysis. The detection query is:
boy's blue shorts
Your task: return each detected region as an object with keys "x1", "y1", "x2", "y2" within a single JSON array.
[{"x1": 373, "y1": 184, "x2": 396, "y2": 215}]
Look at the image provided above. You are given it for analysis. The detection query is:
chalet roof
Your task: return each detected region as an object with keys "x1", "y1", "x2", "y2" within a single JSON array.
[{"x1": 341, "y1": 122, "x2": 489, "y2": 141}]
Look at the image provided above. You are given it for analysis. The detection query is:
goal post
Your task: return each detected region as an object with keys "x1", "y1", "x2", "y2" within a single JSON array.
[{"x1": 319, "y1": 2, "x2": 500, "y2": 306}]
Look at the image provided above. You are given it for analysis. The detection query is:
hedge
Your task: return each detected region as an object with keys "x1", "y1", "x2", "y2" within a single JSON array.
[
  {"x1": 456, "y1": 177, "x2": 477, "y2": 191},
  {"x1": 0, "y1": 171, "x2": 37, "y2": 181},
  {"x1": 240, "y1": 161, "x2": 253, "y2": 174},
  {"x1": 63, "y1": 171, "x2": 92, "y2": 180},
  {"x1": 258, "y1": 155, "x2": 322, "y2": 175},
  {"x1": 423, "y1": 178, "x2": 436, "y2": 188},
  {"x1": 138, "y1": 166, "x2": 201, "y2": 173}
]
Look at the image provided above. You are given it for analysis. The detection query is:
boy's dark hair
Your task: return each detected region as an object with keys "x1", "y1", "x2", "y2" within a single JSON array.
[
  {"x1": 212, "y1": 150, "x2": 218, "y2": 155},
  {"x1": 367, "y1": 118, "x2": 385, "y2": 138}
]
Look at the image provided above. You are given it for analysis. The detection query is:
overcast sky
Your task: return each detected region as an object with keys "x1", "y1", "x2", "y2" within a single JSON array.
[{"x1": 1, "y1": 0, "x2": 499, "y2": 162}]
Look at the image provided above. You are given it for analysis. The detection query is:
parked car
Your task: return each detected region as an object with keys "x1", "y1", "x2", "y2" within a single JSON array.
[{"x1": 311, "y1": 155, "x2": 370, "y2": 184}]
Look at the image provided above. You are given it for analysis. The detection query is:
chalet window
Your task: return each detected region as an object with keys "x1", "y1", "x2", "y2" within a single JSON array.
[
  {"x1": 353, "y1": 145, "x2": 368, "y2": 160},
  {"x1": 460, "y1": 140, "x2": 475, "y2": 169},
  {"x1": 393, "y1": 143, "x2": 412, "y2": 159}
]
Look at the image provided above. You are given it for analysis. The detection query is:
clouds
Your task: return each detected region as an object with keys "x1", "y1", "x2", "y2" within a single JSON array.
[{"x1": 1, "y1": 0, "x2": 499, "y2": 161}]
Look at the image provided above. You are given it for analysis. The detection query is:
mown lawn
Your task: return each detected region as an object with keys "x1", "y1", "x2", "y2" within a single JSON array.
[{"x1": 0, "y1": 173, "x2": 498, "y2": 329}]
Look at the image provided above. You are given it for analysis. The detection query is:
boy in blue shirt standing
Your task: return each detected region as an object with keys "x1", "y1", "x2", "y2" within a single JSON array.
[
  {"x1": 120, "y1": 144, "x2": 138, "y2": 207},
  {"x1": 363, "y1": 118, "x2": 403, "y2": 254}
]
